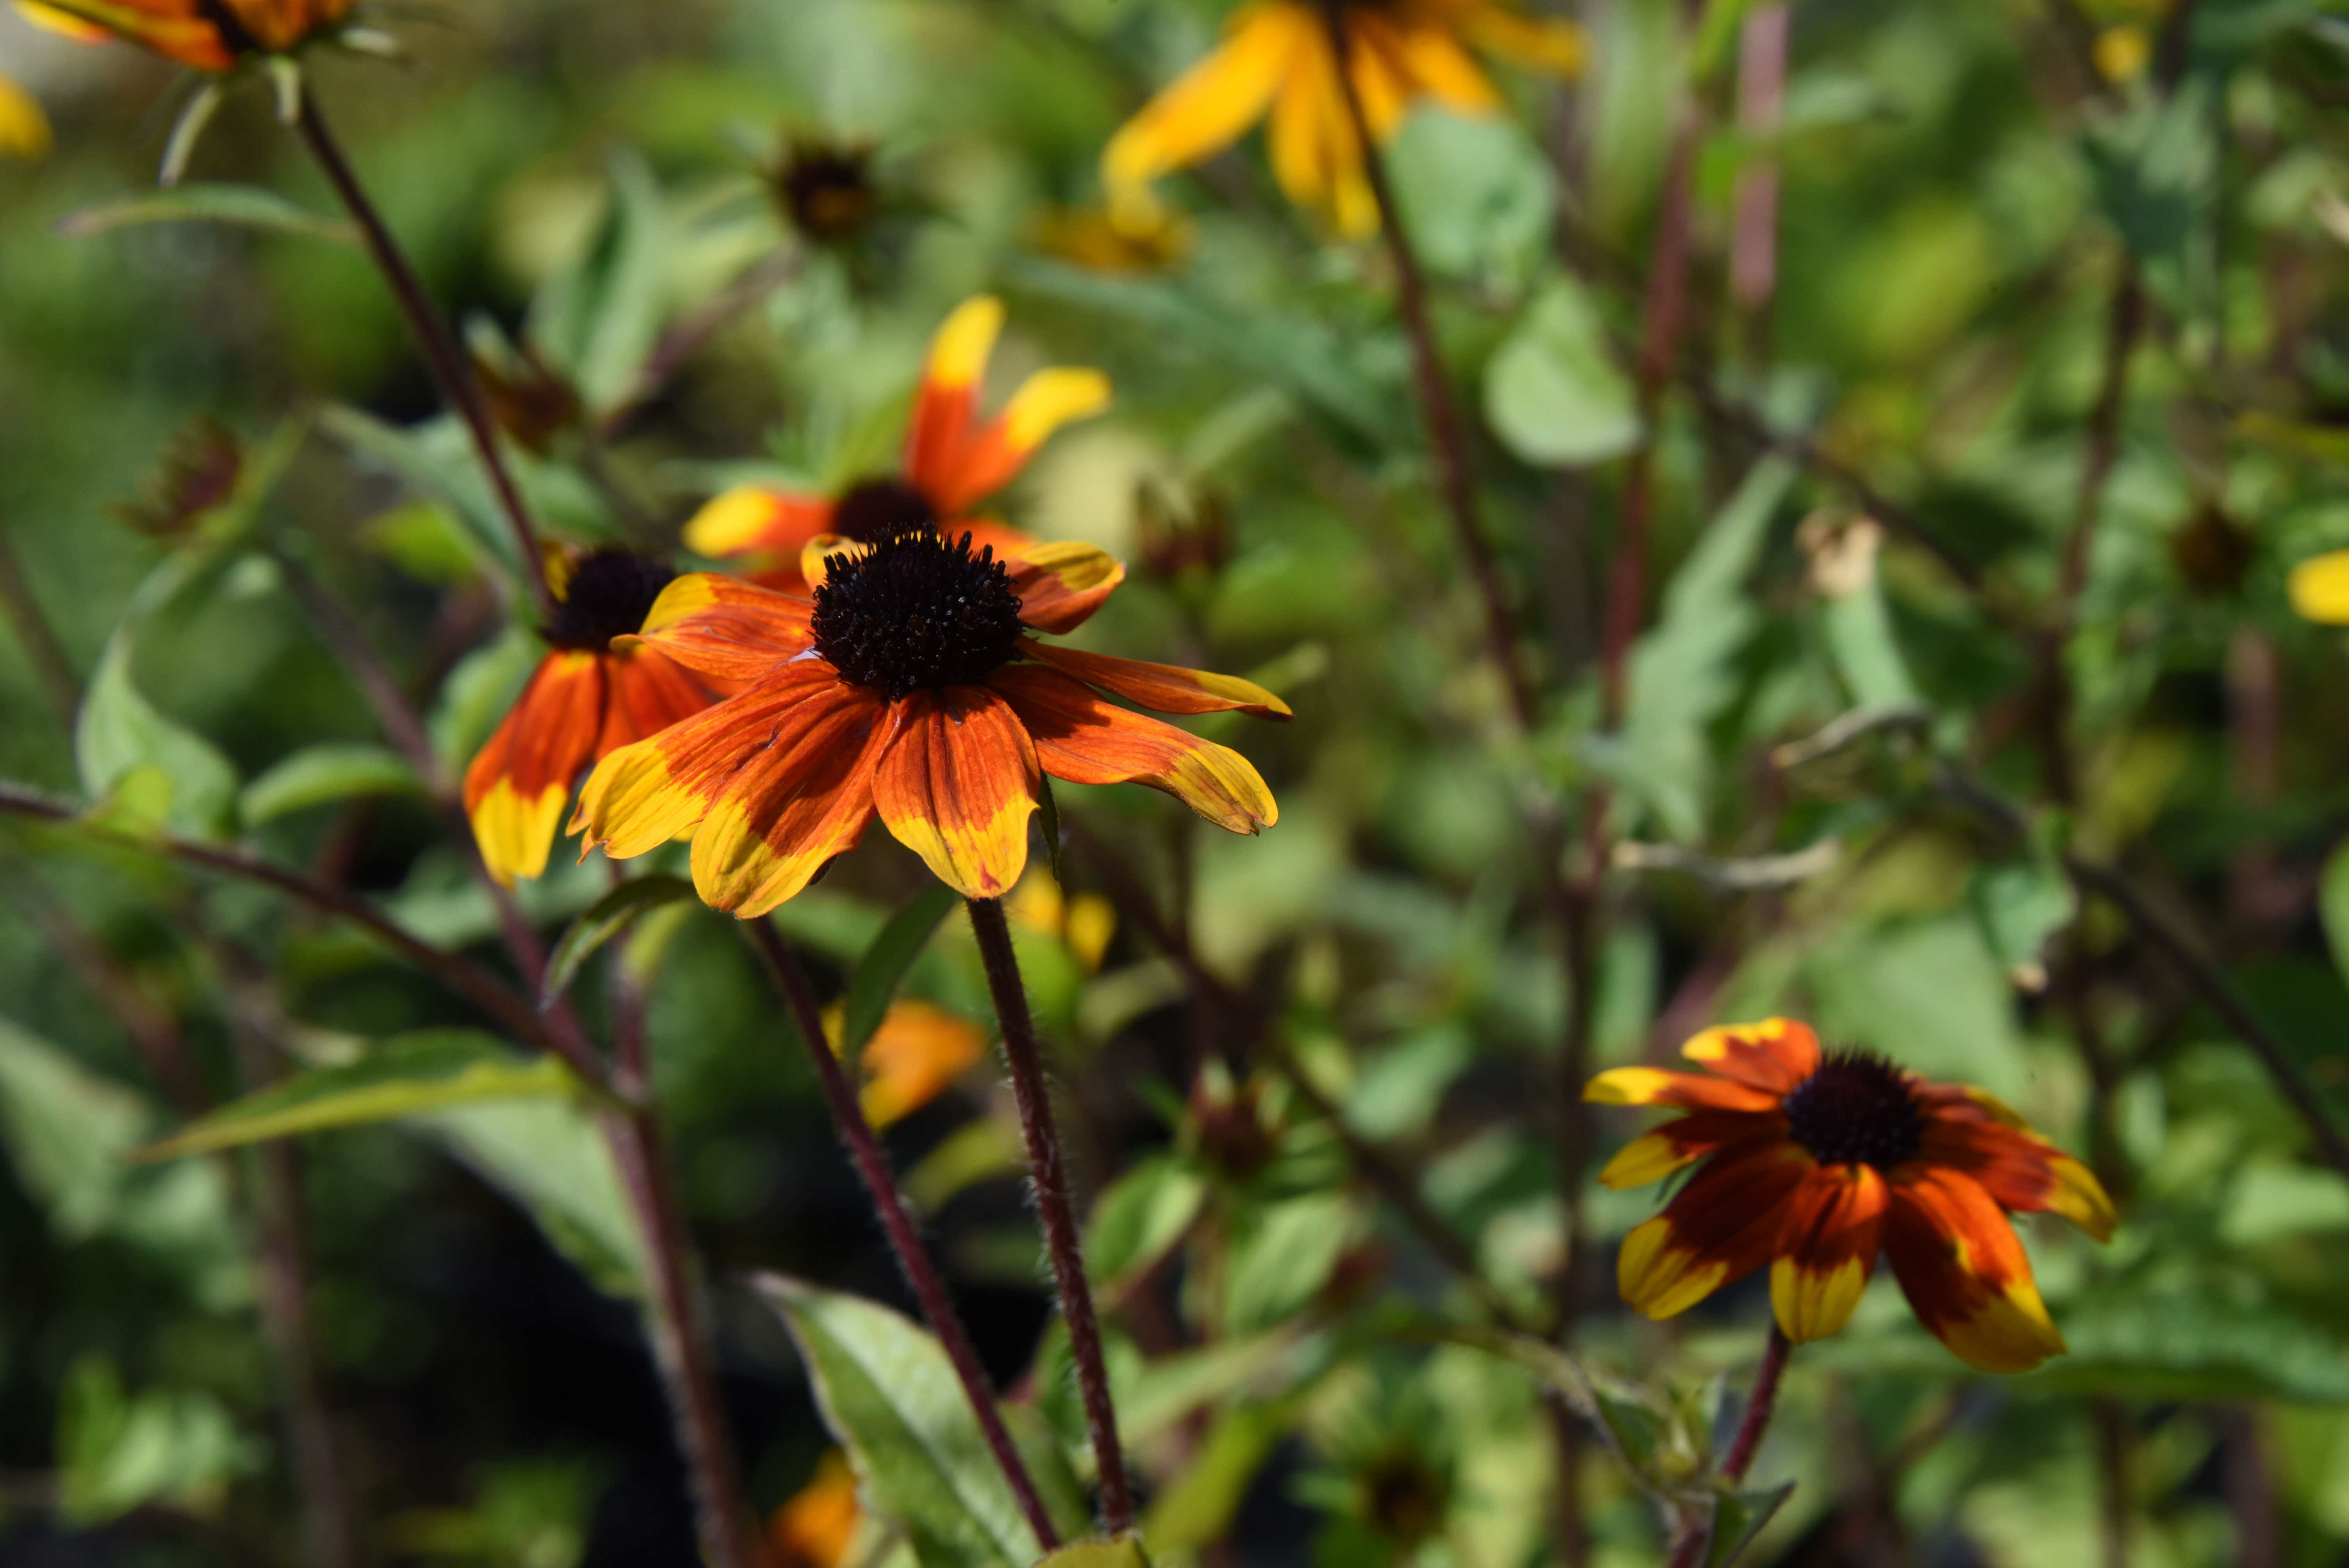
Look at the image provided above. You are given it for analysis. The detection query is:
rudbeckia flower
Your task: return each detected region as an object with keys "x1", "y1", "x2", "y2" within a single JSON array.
[
  {"x1": 1586, "y1": 1018, "x2": 2116, "y2": 1373},
  {"x1": 683, "y1": 296, "x2": 1108, "y2": 592},
  {"x1": 17, "y1": 0, "x2": 356, "y2": 70},
  {"x1": 1102, "y1": 0, "x2": 1585, "y2": 237},
  {"x1": 570, "y1": 529, "x2": 1285, "y2": 912},
  {"x1": 0, "y1": 72, "x2": 52, "y2": 159},
  {"x1": 464, "y1": 550, "x2": 718, "y2": 887},
  {"x1": 768, "y1": 1450, "x2": 859, "y2": 1568}
]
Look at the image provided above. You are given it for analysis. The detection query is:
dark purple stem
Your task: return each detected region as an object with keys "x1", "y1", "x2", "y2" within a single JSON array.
[{"x1": 1666, "y1": 1326, "x2": 1791, "y2": 1568}]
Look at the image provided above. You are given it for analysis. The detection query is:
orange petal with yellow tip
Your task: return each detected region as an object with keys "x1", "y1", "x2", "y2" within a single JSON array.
[
  {"x1": 630, "y1": 572, "x2": 814, "y2": 681},
  {"x1": 683, "y1": 485, "x2": 835, "y2": 559},
  {"x1": 1769, "y1": 1164, "x2": 1887, "y2": 1343},
  {"x1": 1915, "y1": 1089, "x2": 2118, "y2": 1244},
  {"x1": 1680, "y1": 1017, "x2": 1821, "y2": 1094},
  {"x1": 1004, "y1": 543, "x2": 1126, "y2": 635},
  {"x1": 902, "y1": 296, "x2": 1111, "y2": 515},
  {"x1": 1583, "y1": 1066, "x2": 1778, "y2": 1114},
  {"x1": 1019, "y1": 638, "x2": 1290, "y2": 719},
  {"x1": 463, "y1": 652, "x2": 606, "y2": 886},
  {"x1": 1885, "y1": 1167, "x2": 2067, "y2": 1373},
  {"x1": 687, "y1": 685, "x2": 892, "y2": 916},
  {"x1": 871, "y1": 686, "x2": 1039, "y2": 900},
  {"x1": 1596, "y1": 1108, "x2": 1775, "y2": 1189},
  {"x1": 988, "y1": 663, "x2": 1276, "y2": 835},
  {"x1": 1617, "y1": 1139, "x2": 1809, "y2": 1320}
]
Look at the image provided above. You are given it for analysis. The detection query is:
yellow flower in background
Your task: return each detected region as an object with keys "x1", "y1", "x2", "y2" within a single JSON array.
[
  {"x1": 1032, "y1": 202, "x2": 1194, "y2": 274},
  {"x1": 0, "y1": 73, "x2": 52, "y2": 160},
  {"x1": 826, "y1": 999, "x2": 986, "y2": 1128},
  {"x1": 1006, "y1": 867, "x2": 1119, "y2": 972},
  {"x1": 2290, "y1": 552, "x2": 2349, "y2": 624},
  {"x1": 768, "y1": 1451, "x2": 860, "y2": 1568},
  {"x1": 1102, "y1": 0, "x2": 1584, "y2": 237},
  {"x1": 2094, "y1": 24, "x2": 2151, "y2": 84}
]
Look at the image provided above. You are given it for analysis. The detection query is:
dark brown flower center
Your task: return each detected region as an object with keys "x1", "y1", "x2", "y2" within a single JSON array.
[
  {"x1": 543, "y1": 549, "x2": 676, "y2": 652},
  {"x1": 833, "y1": 476, "x2": 939, "y2": 545},
  {"x1": 1780, "y1": 1051, "x2": 1922, "y2": 1171},
  {"x1": 810, "y1": 531, "x2": 1024, "y2": 700},
  {"x1": 778, "y1": 139, "x2": 880, "y2": 243}
]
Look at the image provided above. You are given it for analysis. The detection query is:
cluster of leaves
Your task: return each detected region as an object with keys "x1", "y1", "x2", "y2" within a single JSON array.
[{"x1": 7, "y1": 1, "x2": 2349, "y2": 1566}]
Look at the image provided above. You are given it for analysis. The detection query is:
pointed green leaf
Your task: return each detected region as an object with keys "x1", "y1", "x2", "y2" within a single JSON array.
[
  {"x1": 418, "y1": 1097, "x2": 647, "y2": 1298},
  {"x1": 841, "y1": 882, "x2": 961, "y2": 1066},
  {"x1": 1483, "y1": 274, "x2": 1641, "y2": 468},
  {"x1": 134, "y1": 1031, "x2": 580, "y2": 1162},
  {"x1": 1707, "y1": 1481, "x2": 1795, "y2": 1567},
  {"x1": 56, "y1": 182, "x2": 356, "y2": 244},
  {"x1": 755, "y1": 1274, "x2": 1045, "y2": 1568},
  {"x1": 239, "y1": 742, "x2": 422, "y2": 825},
  {"x1": 540, "y1": 875, "x2": 698, "y2": 1010},
  {"x1": 77, "y1": 631, "x2": 240, "y2": 842}
]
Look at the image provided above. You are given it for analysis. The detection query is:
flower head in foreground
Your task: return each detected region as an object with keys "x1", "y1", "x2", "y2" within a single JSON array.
[
  {"x1": 683, "y1": 296, "x2": 1107, "y2": 592},
  {"x1": 18, "y1": 0, "x2": 356, "y2": 70},
  {"x1": 465, "y1": 549, "x2": 718, "y2": 886},
  {"x1": 1102, "y1": 0, "x2": 1584, "y2": 237},
  {"x1": 571, "y1": 530, "x2": 1286, "y2": 912},
  {"x1": 0, "y1": 71, "x2": 52, "y2": 159},
  {"x1": 1587, "y1": 1018, "x2": 2115, "y2": 1372}
]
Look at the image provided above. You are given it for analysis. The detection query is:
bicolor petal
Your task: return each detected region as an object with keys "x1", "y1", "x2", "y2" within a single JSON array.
[
  {"x1": 687, "y1": 685, "x2": 892, "y2": 916},
  {"x1": 872, "y1": 686, "x2": 1039, "y2": 900},
  {"x1": 630, "y1": 572, "x2": 815, "y2": 681},
  {"x1": 1884, "y1": 1167, "x2": 2067, "y2": 1373},
  {"x1": 1770, "y1": 1164, "x2": 1887, "y2": 1343},
  {"x1": 1005, "y1": 544, "x2": 1127, "y2": 635},
  {"x1": 1680, "y1": 1017, "x2": 1820, "y2": 1095},
  {"x1": 989, "y1": 663, "x2": 1277, "y2": 834},
  {"x1": 1583, "y1": 1066, "x2": 1780, "y2": 1114},
  {"x1": 1019, "y1": 638, "x2": 1291, "y2": 719},
  {"x1": 463, "y1": 652, "x2": 606, "y2": 886},
  {"x1": 1618, "y1": 1139, "x2": 1810, "y2": 1320},
  {"x1": 683, "y1": 485, "x2": 835, "y2": 560},
  {"x1": 1597, "y1": 1109, "x2": 1776, "y2": 1190},
  {"x1": 1918, "y1": 1093, "x2": 2117, "y2": 1244}
]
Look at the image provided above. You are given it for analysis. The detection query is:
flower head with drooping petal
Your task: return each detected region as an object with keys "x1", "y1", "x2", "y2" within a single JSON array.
[
  {"x1": 570, "y1": 529, "x2": 1286, "y2": 914},
  {"x1": 683, "y1": 295, "x2": 1108, "y2": 592},
  {"x1": 463, "y1": 549, "x2": 719, "y2": 887},
  {"x1": 1102, "y1": 0, "x2": 1584, "y2": 237},
  {"x1": 1586, "y1": 1018, "x2": 2115, "y2": 1372},
  {"x1": 18, "y1": 0, "x2": 358, "y2": 70}
]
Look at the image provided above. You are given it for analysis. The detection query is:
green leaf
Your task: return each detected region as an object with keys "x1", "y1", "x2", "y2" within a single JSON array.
[
  {"x1": 1083, "y1": 1153, "x2": 1205, "y2": 1289},
  {"x1": 56, "y1": 1358, "x2": 259, "y2": 1527},
  {"x1": 531, "y1": 148, "x2": 672, "y2": 415},
  {"x1": 1224, "y1": 1192, "x2": 1356, "y2": 1335},
  {"x1": 55, "y1": 182, "x2": 357, "y2": 244},
  {"x1": 1968, "y1": 862, "x2": 2076, "y2": 989},
  {"x1": 1036, "y1": 1537, "x2": 1151, "y2": 1568},
  {"x1": 1707, "y1": 1481, "x2": 1795, "y2": 1567},
  {"x1": 134, "y1": 1030, "x2": 581, "y2": 1162},
  {"x1": 239, "y1": 742, "x2": 422, "y2": 825},
  {"x1": 1386, "y1": 109, "x2": 1554, "y2": 288},
  {"x1": 1483, "y1": 274, "x2": 1642, "y2": 469},
  {"x1": 417, "y1": 1097, "x2": 648, "y2": 1297},
  {"x1": 540, "y1": 875, "x2": 699, "y2": 1010},
  {"x1": 2319, "y1": 837, "x2": 2349, "y2": 991},
  {"x1": 322, "y1": 404, "x2": 523, "y2": 577},
  {"x1": 755, "y1": 1274, "x2": 1046, "y2": 1568},
  {"x1": 841, "y1": 883, "x2": 962, "y2": 1067},
  {"x1": 1037, "y1": 773, "x2": 1063, "y2": 883},
  {"x1": 77, "y1": 630, "x2": 241, "y2": 841},
  {"x1": 1140, "y1": 1400, "x2": 1295, "y2": 1554}
]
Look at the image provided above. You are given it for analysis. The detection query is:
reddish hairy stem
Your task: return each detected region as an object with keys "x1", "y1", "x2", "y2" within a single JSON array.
[
  {"x1": 745, "y1": 920, "x2": 1063, "y2": 1550},
  {"x1": 292, "y1": 101, "x2": 556, "y2": 624},
  {"x1": 1666, "y1": 1326, "x2": 1792, "y2": 1568},
  {"x1": 966, "y1": 895, "x2": 1134, "y2": 1535}
]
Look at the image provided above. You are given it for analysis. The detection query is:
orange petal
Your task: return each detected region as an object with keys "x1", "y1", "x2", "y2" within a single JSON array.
[
  {"x1": 1597, "y1": 1108, "x2": 1777, "y2": 1189},
  {"x1": 1004, "y1": 544, "x2": 1127, "y2": 636},
  {"x1": 629, "y1": 572, "x2": 816, "y2": 681},
  {"x1": 463, "y1": 652, "x2": 605, "y2": 886},
  {"x1": 1884, "y1": 1167, "x2": 2067, "y2": 1373},
  {"x1": 593, "y1": 644, "x2": 719, "y2": 753},
  {"x1": 1679, "y1": 1017, "x2": 1821, "y2": 1094},
  {"x1": 21, "y1": 0, "x2": 237, "y2": 67},
  {"x1": 683, "y1": 485, "x2": 836, "y2": 559},
  {"x1": 1018, "y1": 637, "x2": 1290, "y2": 718},
  {"x1": 1583, "y1": 1066, "x2": 1779, "y2": 1114},
  {"x1": 1617, "y1": 1138, "x2": 1809, "y2": 1320},
  {"x1": 872, "y1": 686, "x2": 1039, "y2": 899},
  {"x1": 688, "y1": 684, "x2": 891, "y2": 916},
  {"x1": 1918, "y1": 1092, "x2": 2116, "y2": 1243},
  {"x1": 1769, "y1": 1164, "x2": 1887, "y2": 1343},
  {"x1": 987, "y1": 663, "x2": 1276, "y2": 834},
  {"x1": 859, "y1": 1000, "x2": 987, "y2": 1128},
  {"x1": 903, "y1": 297, "x2": 1110, "y2": 515},
  {"x1": 769, "y1": 1450, "x2": 860, "y2": 1568}
]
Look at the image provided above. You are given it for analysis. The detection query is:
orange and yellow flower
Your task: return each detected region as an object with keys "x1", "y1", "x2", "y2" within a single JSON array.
[
  {"x1": 1587, "y1": 1018, "x2": 2115, "y2": 1373},
  {"x1": 834, "y1": 999, "x2": 987, "y2": 1128},
  {"x1": 17, "y1": 0, "x2": 356, "y2": 69},
  {"x1": 768, "y1": 1450, "x2": 859, "y2": 1568},
  {"x1": 569, "y1": 529, "x2": 1285, "y2": 913},
  {"x1": 683, "y1": 296, "x2": 1108, "y2": 592},
  {"x1": 1102, "y1": 0, "x2": 1584, "y2": 237},
  {"x1": 0, "y1": 72, "x2": 52, "y2": 159},
  {"x1": 464, "y1": 550, "x2": 718, "y2": 887}
]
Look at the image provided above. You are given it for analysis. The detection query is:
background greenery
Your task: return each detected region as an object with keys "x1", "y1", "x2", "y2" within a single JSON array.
[{"x1": 7, "y1": 0, "x2": 2349, "y2": 1564}]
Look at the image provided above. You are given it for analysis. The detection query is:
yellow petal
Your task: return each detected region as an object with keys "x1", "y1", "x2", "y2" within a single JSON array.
[
  {"x1": 1103, "y1": 1, "x2": 1313, "y2": 192},
  {"x1": 0, "y1": 73, "x2": 51, "y2": 160},
  {"x1": 1770, "y1": 1253, "x2": 1871, "y2": 1344},
  {"x1": 927, "y1": 295, "x2": 1003, "y2": 392},
  {"x1": 1001, "y1": 367, "x2": 1113, "y2": 451},
  {"x1": 2289, "y1": 551, "x2": 2349, "y2": 624},
  {"x1": 1583, "y1": 1067, "x2": 1681, "y2": 1106},
  {"x1": 1597, "y1": 1129, "x2": 1700, "y2": 1189},
  {"x1": 1617, "y1": 1216, "x2": 1729, "y2": 1321},
  {"x1": 469, "y1": 777, "x2": 568, "y2": 887}
]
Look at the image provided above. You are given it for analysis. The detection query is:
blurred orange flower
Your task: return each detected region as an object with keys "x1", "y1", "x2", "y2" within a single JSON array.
[
  {"x1": 18, "y1": 0, "x2": 356, "y2": 70},
  {"x1": 839, "y1": 999, "x2": 986, "y2": 1128},
  {"x1": 569, "y1": 532, "x2": 1285, "y2": 912},
  {"x1": 1587, "y1": 1018, "x2": 2115, "y2": 1372},
  {"x1": 464, "y1": 550, "x2": 718, "y2": 886},
  {"x1": 1103, "y1": 0, "x2": 1584, "y2": 236},
  {"x1": 769, "y1": 1451, "x2": 859, "y2": 1568},
  {"x1": 683, "y1": 295, "x2": 1107, "y2": 592}
]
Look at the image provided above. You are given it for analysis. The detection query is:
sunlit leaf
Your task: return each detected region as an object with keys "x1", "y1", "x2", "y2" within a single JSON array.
[
  {"x1": 55, "y1": 182, "x2": 356, "y2": 244},
  {"x1": 76, "y1": 631, "x2": 241, "y2": 842},
  {"x1": 239, "y1": 741, "x2": 422, "y2": 825},
  {"x1": 541, "y1": 874, "x2": 698, "y2": 1010},
  {"x1": 840, "y1": 882, "x2": 961, "y2": 1067},
  {"x1": 1483, "y1": 274, "x2": 1641, "y2": 468}
]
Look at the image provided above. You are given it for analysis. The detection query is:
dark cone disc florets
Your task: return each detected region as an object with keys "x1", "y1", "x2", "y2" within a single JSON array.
[
  {"x1": 544, "y1": 549, "x2": 676, "y2": 652},
  {"x1": 833, "y1": 476, "x2": 939, "y2": 545},
  {"x1": 1781, "y1": 1051, "x2": 1923, "y2": 1171},
  {"x1": 811, "y1": 531, "x2": 1025, "y2": 700}
]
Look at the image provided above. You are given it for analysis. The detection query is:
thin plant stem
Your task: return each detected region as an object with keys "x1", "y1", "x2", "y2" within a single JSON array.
[
  {"x1": 1319, "y1": 2, "x2": 1536, "y2": 728},
  {"x1": 0, "y1": 516, "x2": 82, "y2": 728},
  {"x1": 602, "y1": 1107, "x2": 762, "y2": 1568},
  {"x1": 2093, "y1": 1400, "x2": 2130, "y2": 1568},
  {"x1": 744, "y1": 921, "x2": 1063, "y2": 1551},
  {"x1": 291, "y1": 99, "x2": 556, "y2": 624},
  {"x1": 965, "y1": 895, "x2": 1133, "y2": 1535},
  {"x1": 1665, "y1": 1326, "x2": 1792, "y2": 1568}
]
